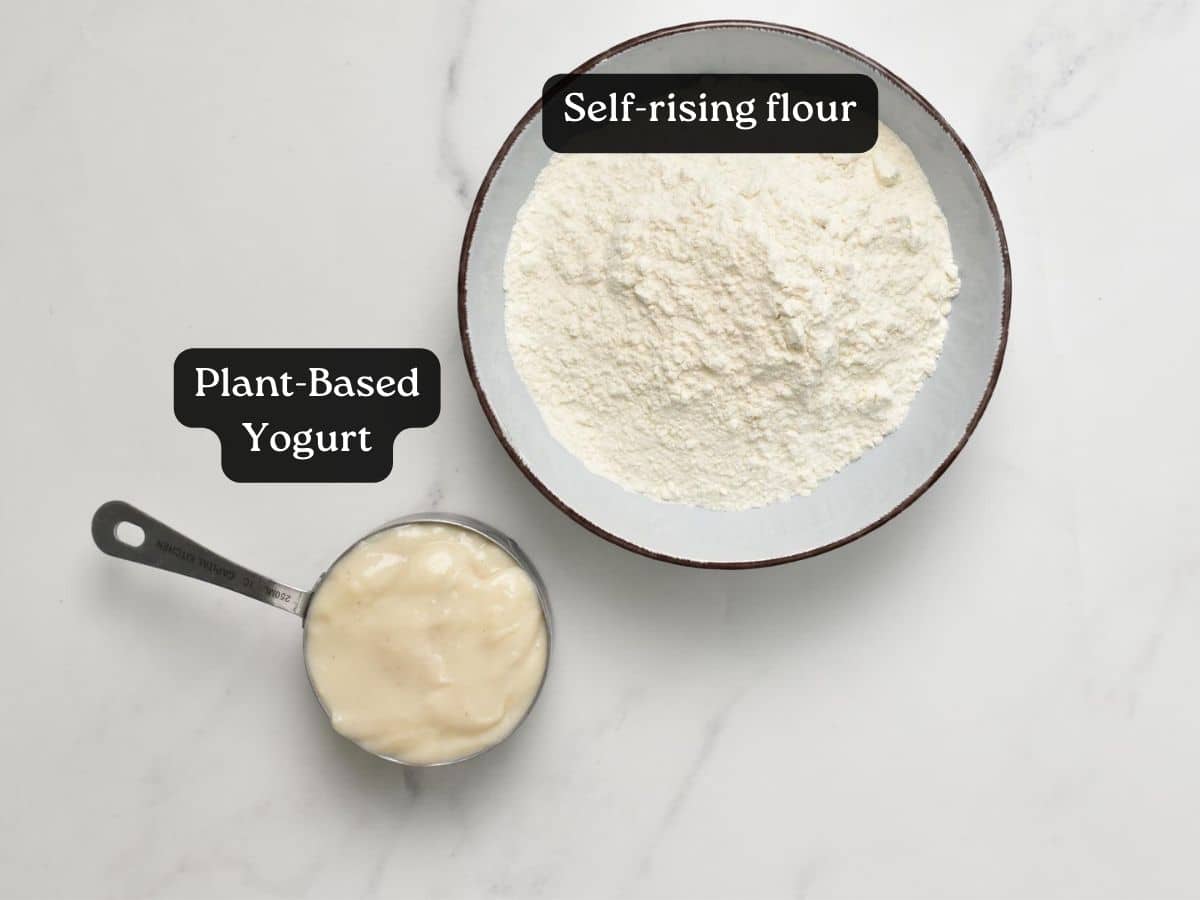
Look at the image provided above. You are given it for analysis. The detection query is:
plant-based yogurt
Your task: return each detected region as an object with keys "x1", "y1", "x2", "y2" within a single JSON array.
[{"x1": 304, "y1": 522, "x2": 548, "y2": 764}]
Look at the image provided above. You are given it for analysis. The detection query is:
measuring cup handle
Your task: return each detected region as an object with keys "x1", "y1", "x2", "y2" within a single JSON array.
[{"x1": 91, "y1": 500, "x2": 309, "y2": 617}]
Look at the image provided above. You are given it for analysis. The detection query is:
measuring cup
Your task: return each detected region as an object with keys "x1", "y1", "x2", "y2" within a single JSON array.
[{"x1": 91, "y1": 500, "x2": 552, "y2": 766}]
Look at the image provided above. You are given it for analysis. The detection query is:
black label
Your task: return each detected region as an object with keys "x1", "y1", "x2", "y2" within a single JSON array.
[
  {"x1": 543, "y1": 73, "x2": 877, "y2": 153},
  {"x1": 174, "y1": 349, "x2": 440, "y2": 483}
]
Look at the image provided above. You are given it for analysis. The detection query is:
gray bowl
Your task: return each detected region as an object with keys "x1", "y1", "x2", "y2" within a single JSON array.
[{"x1": 459, "y1": 21, "x2": 1010, "y2": 568}]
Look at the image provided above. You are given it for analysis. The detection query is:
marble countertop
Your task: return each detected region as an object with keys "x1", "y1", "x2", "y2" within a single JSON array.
[{"x1": 3, "y1": 0, "x2": 1198, "y2": 897}]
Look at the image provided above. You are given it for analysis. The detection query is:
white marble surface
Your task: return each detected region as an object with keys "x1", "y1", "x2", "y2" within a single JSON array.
[{"x1": 2, "y1": 0, "x2": 1198, "y2": 897}]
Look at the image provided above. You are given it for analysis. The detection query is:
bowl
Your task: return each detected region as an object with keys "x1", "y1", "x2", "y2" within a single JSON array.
[{"x1": 459, "y1": 20, "x2": 1010, "y2": 568}]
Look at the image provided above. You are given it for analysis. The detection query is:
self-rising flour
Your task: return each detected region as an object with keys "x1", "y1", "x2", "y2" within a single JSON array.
[{"x1": 503, "y1": 125, "x2": 960, "y2": 510}]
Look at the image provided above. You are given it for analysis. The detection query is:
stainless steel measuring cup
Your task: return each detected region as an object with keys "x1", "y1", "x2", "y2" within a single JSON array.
[{"x1": 91, "y1": 500, "x2": 552, "y2": 766}]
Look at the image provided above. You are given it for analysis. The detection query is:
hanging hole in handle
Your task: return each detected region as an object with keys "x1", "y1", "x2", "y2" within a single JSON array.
[{"x1": 114, "y1": 521, "x2": 146, "y2": 548}]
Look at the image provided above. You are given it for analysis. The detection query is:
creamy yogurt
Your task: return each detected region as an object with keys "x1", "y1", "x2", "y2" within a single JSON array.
[{"x1": 304, "y1": 522, "x2": 548, "y2": 764}]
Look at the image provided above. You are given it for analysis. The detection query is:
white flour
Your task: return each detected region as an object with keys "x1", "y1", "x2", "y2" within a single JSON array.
[{"x1": 503, "y1": 126, "x2": 960, "y2": 510}]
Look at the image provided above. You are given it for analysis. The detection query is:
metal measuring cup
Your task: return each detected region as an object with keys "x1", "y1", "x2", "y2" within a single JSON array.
[{"x1": 91, "y1": 500, "x2": 552, "y2": 766}]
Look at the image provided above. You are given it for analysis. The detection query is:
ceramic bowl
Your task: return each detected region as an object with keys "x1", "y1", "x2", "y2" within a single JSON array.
[{"x1": 459, "y1": 20, "x2": 1010, "y2": 568}]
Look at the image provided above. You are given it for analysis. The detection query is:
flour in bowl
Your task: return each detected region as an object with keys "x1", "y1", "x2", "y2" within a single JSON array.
[{"x1": 503, "y1": 125, "x2": 960, "y2": 511}]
